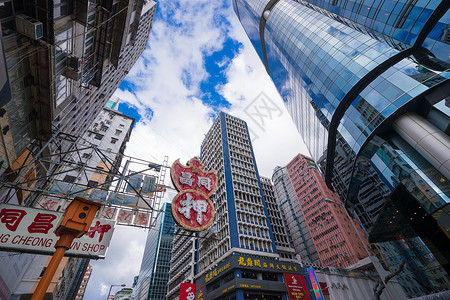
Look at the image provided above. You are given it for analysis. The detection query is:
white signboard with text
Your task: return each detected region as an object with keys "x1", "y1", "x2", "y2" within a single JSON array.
[{"x1": 0, "y1": 203, "x2": 115, "y2": 258}]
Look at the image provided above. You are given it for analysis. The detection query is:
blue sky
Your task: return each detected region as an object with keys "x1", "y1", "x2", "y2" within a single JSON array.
[{"x1": 84, "y1": 1, "x2": 307, "y2": 298}]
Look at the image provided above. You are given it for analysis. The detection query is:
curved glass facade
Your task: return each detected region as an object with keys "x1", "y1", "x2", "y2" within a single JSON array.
[{"x1": 235, "y1": 0, "x2": 450, "y2": 297}]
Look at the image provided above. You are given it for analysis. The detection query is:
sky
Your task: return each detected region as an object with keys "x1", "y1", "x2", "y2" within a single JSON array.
[{"x1": 84, "y1": 0, "x2": 309, "y2": 298}]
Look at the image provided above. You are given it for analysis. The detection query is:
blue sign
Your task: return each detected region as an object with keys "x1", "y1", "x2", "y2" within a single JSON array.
[{"x1": 307, "y1": 267, "x2": 324, "y2": 300}]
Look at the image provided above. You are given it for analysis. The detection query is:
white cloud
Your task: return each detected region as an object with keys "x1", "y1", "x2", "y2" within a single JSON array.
[{"x1": 84, "y1": 226, "x2": 148, "y2": 299}]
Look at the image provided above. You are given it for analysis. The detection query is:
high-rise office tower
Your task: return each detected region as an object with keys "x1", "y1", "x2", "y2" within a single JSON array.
[
  {"x1": 272, "y1": 166, "x2": 320, "y2": 267},
  {"x1": 135, "y1": 202, "x2": 174, "y2": 300},
  {"x1": 285, "y1": 154, "x2": 368, "y2": 268},
  {"x1": 235, "y1": 1, "x2": 450, "y2": 297},
  {"x1": 191, "y1": 112, "x2": 303, "y2": 300}
]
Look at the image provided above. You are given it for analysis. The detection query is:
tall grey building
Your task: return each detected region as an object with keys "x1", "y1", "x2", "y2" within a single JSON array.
[
  {"x1": 235, "y1": 0, "x2": 450, "y2": 297},
  {"x1": 166, "y1": 227, "x2": 196, "y2": 300},
  {"x1": 260, "y1": 176, "x2": 296, "y2": 260},
  {"x1": 272, "y1": 166, "x2": 320, "y2": 267}
]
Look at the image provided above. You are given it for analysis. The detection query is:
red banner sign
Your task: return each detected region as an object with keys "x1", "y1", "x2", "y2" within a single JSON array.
[
  {"x1": 179, "y1": 283, "x2": 196, "y2": 300},
  {"x1": 0, "y1": 203, "x2": 115, "y2": 258},
  {"x1": 284, "y1": 274, "x2": 311, "y2": 300},
  {"x1": 170, "y1": 157, "x2": 217, "y2": 231}
]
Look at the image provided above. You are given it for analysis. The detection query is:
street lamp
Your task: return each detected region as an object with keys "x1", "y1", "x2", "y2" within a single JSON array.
[
  {"x1": 324, "y1": 198, "x2": 395, "y2": 300},
  {"x1": 107, "y1": 284, "x2": 126, "y2": 300}
]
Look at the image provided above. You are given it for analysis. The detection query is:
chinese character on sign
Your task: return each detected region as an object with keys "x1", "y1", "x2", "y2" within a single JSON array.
[
  {"x1": 178, "y1": 193, "x2": 194, "y2": 220},
  {"x1": 85, "y1": 221, "x2": 112, "y2": 242},
  {"x1": 247, "y1": 258, "x2": 253, "y2": 267},
  {"x1": 197, "y1": 177, "x2": 211, "y2": 191},
  {"x1": 238, "y1": 257, "x2": 246, "y2": 266},
  {"x1": 192, "y1": 199, "x2": 208, "y2": 225},
  {"x1": 117, "y1": 209, "x2": 133, "y2": 224},
  {"x1": 134, "y1": 212, "x2": 149, "y2": 226},
  {"x1": 180, "y1": 172, "x2": 194, "y2": 186},
  {"x1": 40, "y1": 199, "x2": 59, "y2": 211},
  {"x1": 254, "y1": 259, "x2": 261, "y2": 267},
  {"x1": 0, "y1": 208, "x2": 27, "y2": 231},
  {"x1": 101, "y1": 207, "x2": 116, "y2": 219},
  {"x1": 27, "y1": 213, "x2": 57, "y2": 234}
]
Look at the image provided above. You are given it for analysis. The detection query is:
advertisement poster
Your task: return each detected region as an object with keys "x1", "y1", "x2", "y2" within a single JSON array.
[
  {"x1": 284, "y1": 273, "x2": 311, "y2": 300},
  {"x1": 179, "y1": 283, "x2": 196, "y2": 300}
]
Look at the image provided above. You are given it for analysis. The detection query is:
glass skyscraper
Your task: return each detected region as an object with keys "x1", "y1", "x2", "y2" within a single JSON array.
[
  {"x1": 234, "y1": 0, "x2": 450, "y2": 298},
  {"x1": 134, "y1": 202, "x2": 174, "y2": 300}
]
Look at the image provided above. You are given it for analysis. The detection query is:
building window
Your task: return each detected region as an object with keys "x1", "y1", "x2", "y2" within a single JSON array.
[
  {"x1": 100, "y1": 125, "x2": 108, "y2": 132},
  {"x1": 115, "y1": 129, "x2": 122, "y2": 136},
  {"x1": 110, "y1": 137, "x2": 118, "y2": 144},
  {"x1": 94, "y1": 134, "x2": 103, "y2": 140}
]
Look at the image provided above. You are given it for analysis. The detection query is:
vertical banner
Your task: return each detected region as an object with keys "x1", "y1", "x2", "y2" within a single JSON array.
[
  {"x1": 307, "y1": 267, "x2": 324, "y2": 300},
  {"x1": 179, "y1": 283, "x2": 196, "y2": 300},
  {"x1": 284, "y1": 274, "x2": 311, "y2": 300}
]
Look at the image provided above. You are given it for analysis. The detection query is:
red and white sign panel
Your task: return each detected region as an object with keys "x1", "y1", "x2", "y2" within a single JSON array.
[
  {"x1": 171, "y1": 157, "x2": 217, "y2": 197},
  {"x1": 171, "y1": 157, "x2": 217, "y2": 232},
  {"x1": 284, "y1": 274, "x2": 311, "y2": 300},
  {"x1": 171, "y1": 190, "x2": 215, "y2": 231},
  {"x1": 179, "y1": 283, "x2": 196, "y2": 300},
  {"x1": 0, "y1": 203, "x2": 115, "y2": 258}
]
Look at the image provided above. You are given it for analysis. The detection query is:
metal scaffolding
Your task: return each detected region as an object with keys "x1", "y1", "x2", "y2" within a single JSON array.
[{"x1": 0, "y1": 130, "x2": 169, "y2": 228}]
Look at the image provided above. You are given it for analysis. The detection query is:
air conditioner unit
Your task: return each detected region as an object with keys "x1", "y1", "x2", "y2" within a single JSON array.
[
  {"x1": 15, "y1": 14, "x2": 43, "y2": 40},
  {"x1": 66, "y1": 55, "x2": 81, "y2": 70},
  {"x1": 64, "y1": 68, "x2": 82, "y2": 81}
]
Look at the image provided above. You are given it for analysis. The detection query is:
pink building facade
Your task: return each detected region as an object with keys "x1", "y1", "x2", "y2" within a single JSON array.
[{"x1": 286, "y1": 154, "x2": 368, "y2": 268}]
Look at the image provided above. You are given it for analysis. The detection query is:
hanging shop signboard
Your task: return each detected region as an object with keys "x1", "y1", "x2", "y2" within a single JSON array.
[
  {"x1": 307, "y1": 267, "x2": 324, "y2": 300},
  {"x1": 170, "y1": 157, "x2": 217, "y2": 231},
  {"x1": 0, "y1": 203, "x2": 115, "y2": 258},
  {"x1": 284, "y1": 273, "x2": 311, "y2": 300}
]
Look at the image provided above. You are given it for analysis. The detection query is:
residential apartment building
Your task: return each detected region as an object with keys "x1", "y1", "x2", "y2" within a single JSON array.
[
  {"x1": 285, "y1": 154, "x2": 368, "y2": 268},
  {"x1": 234, "y1": 0, "x2": 450, "y2": 297},
  {"x1": 134, "y1": 202, "x2": 174, "y2": 300},
  {"x1": 272, "y1": 166, "x2": 320, "y2": 267}
]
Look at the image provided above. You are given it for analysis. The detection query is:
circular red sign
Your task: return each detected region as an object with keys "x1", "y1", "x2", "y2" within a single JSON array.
[{"x1": 171, "y1": 190, "x2": 215, "y2": 232}]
